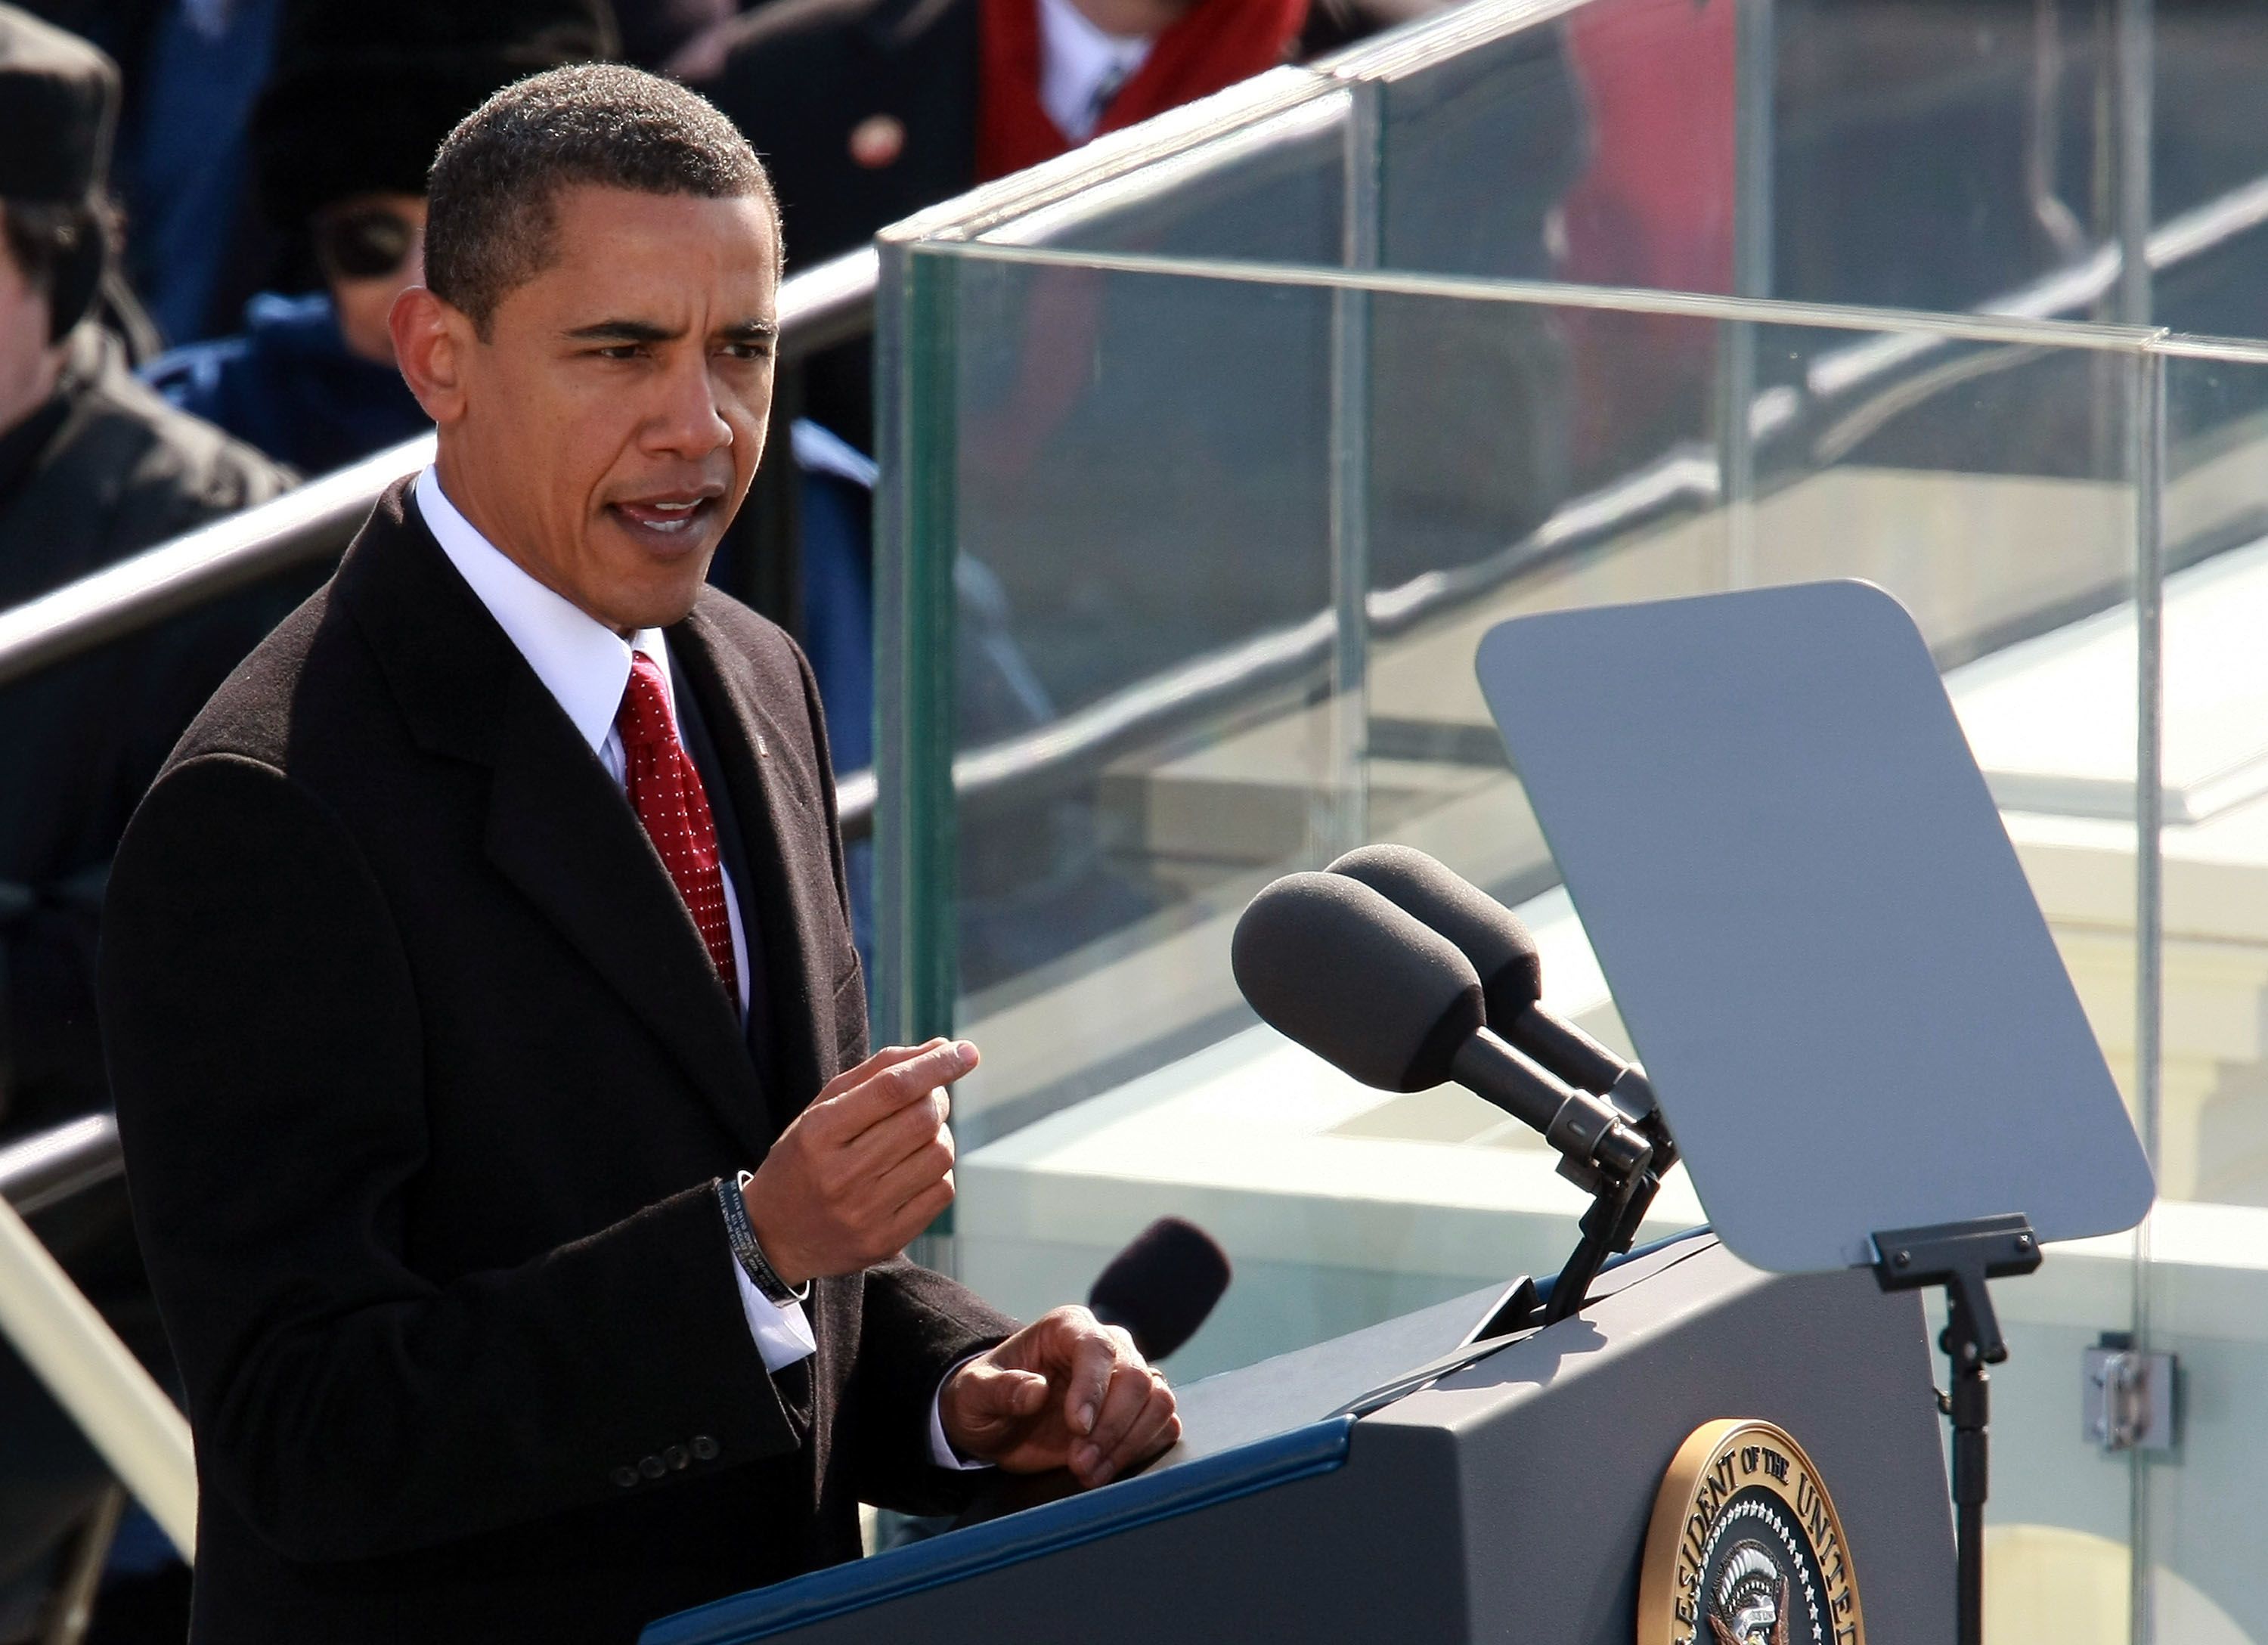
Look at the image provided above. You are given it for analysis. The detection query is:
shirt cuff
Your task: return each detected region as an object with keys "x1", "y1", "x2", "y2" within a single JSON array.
[
  {"x1": 929, "y1": 1352, "x2": 993, "y2": 1472},
  {"x1": 729, "y1": 1249, "x2": 817, "y2": 1373}
]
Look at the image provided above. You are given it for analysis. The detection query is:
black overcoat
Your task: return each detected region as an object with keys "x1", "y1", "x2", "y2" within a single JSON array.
[
  {"x1": 98, "y1": 479, "x2": 1015, "y2": 1643},
  {"x1": 0, "y1": 324, "x2": 293, "y2": 1133}
]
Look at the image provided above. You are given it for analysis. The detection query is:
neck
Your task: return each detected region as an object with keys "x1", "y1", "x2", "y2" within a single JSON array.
[
  {"x1": 429, "y1": 449, "x2": 637, "y2": 640},
  {"x1": 1064, "y1": 0, "x2": 1188, "y2": 38}
]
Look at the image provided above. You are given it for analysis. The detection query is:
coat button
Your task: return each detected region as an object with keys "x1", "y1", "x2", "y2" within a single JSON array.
[
  {"x1": 665, "y1": 1445, "x2": 690, "y2": 1471},
  {"x1": 639, "y1": 1454, "x2": 667, "y2": 1479},
  {"x1": 691, "y1": 1435, "x2": 720, "y2": 1461},
  {"x1": 611, "y1": 1466, "x2": 639, "y2": 1489}
]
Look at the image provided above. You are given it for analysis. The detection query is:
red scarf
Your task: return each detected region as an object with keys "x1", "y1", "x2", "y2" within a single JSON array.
[{"x1": 978, "y1": 0, "x2": 1310, "y2": 181}]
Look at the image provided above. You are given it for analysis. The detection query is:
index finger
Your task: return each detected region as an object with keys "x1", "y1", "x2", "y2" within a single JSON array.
[
  {"x1": 815, "y1": 1040, "x2": 946, "y2": 1104},
  {"x1": 826, "y1": 1039, "x2": 980, "y2": 1141},
  {"x1": 1064, "y1": 1327, "x2": 1121, "y2": 1438}
]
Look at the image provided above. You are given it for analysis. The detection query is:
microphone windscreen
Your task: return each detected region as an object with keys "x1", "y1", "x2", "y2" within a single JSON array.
[
  {"x1": 1088, "y1": 1217, "x2": 1233, "y2": 1361},
  {"x1": 1328, "y1": 844, "x2": 1542, "y2": 1028},
  {"x1": 1231, "y1": 871, "x2": 1483, "y2": 1090}
]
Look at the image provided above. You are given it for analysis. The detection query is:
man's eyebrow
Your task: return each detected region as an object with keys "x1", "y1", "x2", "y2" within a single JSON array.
[
  {"x1": 720, "y1": 317, "x2": 779, "y2": 345},
  {"x1": 562, "y1": 318, "x2": 680, "y2": 343}
]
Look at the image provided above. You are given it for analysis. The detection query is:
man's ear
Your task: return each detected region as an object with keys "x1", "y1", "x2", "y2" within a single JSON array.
[{"x1": 390, "y1": 286, "x2": 470, "y2": 426}]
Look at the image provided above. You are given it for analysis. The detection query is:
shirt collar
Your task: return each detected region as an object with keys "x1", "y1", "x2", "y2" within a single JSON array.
[
  {"x1": 414, "y1": 465, "x2": 674, "y2": 755},
  {"x1": 1037, "y1": 0, "x2": 1154, "y2": 142}
]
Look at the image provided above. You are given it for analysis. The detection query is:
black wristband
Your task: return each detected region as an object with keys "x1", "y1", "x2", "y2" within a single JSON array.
[{"x1": 717, "y1": 1172, "x2": 810, "y2": 1307}]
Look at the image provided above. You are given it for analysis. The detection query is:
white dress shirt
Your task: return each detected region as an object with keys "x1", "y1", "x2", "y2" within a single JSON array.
[
  {"x1": 414, "y1": 469, "x2": 975, "y2": 1468},
  {"x1": 1038, "y1": 0, "x2": 1154, "y2": 141}
]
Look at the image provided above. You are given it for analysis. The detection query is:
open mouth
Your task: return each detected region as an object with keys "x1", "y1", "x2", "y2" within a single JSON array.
[{"x1": 609, "y1": 495, "x2": 719, "y2": 542}]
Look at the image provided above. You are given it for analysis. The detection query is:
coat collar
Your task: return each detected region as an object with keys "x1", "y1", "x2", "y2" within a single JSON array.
[{"x1": 334, "y1": 479, "x2": 785, "y2": 1161}]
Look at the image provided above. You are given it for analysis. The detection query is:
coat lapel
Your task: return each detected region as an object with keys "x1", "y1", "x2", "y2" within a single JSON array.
[
  {"x1": 482, "y1": 666, "x2": 779, "y2": 1161},
  {"x1": 339, "y1": 480, "x2": 778, "y2": 1163},
  {"x1": 669, "y1": 604, "x2": 843, "y2": 1126}
]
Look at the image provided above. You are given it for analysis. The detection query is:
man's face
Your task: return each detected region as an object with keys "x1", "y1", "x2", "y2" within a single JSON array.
[
  {"x1": 414, "y1": 184, "x2": 778, "y2": 634},
  {"x1": 0, "y1": 229, "x2": 62, "y2": 436},
  {"x1": 318, "y1": 192, "x2": 426, "y2": 367}
]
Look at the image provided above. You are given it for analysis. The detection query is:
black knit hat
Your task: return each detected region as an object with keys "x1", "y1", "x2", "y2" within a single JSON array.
[
  {"x1": 0, "y1": 3, "x2": 118, "y2": 203},
  {"x1": 252, "y1": 0, "x2": 619, "y2": 228}
]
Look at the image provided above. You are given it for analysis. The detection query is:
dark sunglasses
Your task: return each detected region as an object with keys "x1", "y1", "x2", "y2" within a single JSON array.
[{"x1": 314, "y1": 205, "x2": 420, "y2": 281}]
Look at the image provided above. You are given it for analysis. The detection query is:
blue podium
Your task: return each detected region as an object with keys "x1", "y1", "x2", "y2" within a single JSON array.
[{"x1": 643, "y1": 1236, "x2": 1954, "y2": 1644}]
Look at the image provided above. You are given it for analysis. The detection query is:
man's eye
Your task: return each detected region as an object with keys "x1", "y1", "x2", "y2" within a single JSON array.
[
  {"x1": 721, "y1": 342, "x2": 773, "y2": 362},
  {"x1": 592, "y1": 344, "x2": 645, "y2": 361}
]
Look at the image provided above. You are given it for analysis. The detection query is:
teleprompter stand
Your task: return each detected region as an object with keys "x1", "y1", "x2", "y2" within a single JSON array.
[
  {"x1": 1871, "y1": 1213, "x2": 2042, "y2": 1645},
  {"x1": 1476, "y1": 581, "x2": 2158, "y2": 1643}
]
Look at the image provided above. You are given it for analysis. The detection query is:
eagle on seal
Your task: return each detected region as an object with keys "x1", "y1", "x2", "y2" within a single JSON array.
[{"x1": 1708, "y1": 1545, "x2": 1790, "y2": 1645}]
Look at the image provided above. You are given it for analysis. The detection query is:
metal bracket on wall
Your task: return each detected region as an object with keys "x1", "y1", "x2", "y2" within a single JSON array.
[{"x1": 2084, "y1": 1332, "x2": 2178, "y2": 1453}]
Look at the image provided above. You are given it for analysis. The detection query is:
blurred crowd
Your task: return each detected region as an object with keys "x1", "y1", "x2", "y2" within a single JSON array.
[{"x1": 0, "y1": 0, "x2": 1452, "y2": 1638}]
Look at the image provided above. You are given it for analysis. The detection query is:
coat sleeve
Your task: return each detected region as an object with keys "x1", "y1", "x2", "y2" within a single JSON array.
[
  {"x1": 844, "y1": 1258, "x2": 1018, "y2": 1516},
  {"x1": 99, "y1": 752, "x2": 804, "y2": 1563}
]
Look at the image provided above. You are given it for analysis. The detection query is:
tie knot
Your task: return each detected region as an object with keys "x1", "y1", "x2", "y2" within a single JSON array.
[{"x1": 617, "y1": 653, "x2": 676, "y2": 751}]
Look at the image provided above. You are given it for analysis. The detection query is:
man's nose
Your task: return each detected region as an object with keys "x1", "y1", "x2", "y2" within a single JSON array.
[{"x1": 642, "y1": 355, "x2": 733, "y2": 460}]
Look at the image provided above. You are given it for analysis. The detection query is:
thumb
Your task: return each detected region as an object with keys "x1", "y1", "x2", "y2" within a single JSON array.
[{"x1": 955, "y1": 1362, "x2": 1050, "y2": 1421}]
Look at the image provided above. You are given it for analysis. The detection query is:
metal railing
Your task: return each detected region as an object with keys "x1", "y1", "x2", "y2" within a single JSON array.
[
  {"x1": 856, "y1": 166, "x2": 2268, "y2": 841},
  {"x1": 0, "y1": 1114, "x2": 194, "y2": 1562},
  {"x1": 0, "y1": 246, "x2": 878, "y2": 695},
  {"x1": 9, "y1": 172, "x2": 2268, "y2": 852},
  {"x1": 0, "y1": 1113, "x2": 122, "y2": 1216}
]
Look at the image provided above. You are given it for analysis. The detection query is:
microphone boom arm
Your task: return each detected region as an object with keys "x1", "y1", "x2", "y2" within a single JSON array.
[{"x1": 1445, "y1": 1030, "x2": 1663, "y2": 1327}]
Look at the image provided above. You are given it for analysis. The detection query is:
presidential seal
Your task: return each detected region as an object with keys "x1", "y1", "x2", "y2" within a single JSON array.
[{"x1": 1636, "y1": 1419, "x2": 1864, "y2": 1645}]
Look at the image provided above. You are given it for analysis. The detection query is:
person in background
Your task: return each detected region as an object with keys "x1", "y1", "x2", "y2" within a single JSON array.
[
  {"x1": 141, "y1": 0, "x2": 617, "y2": 477},
  {"x1": 677, "y1": 0, "x2": 1450, "y2": 443},
  {"x1": 117, "y1": 0, "x2": 283, "y2": 351},
  {"x1": 675, "y1": 0, "x2": 1313, "y2": 446},
  {"x1": 0, "y1": 3, "x2": 293, "y2": 1138},
  {"x1": 0, "y1": 10, "x2": 294, "y2": 1637},
  {"x1": 16, "y1": 0, "x2": 284, "y2": 352}
]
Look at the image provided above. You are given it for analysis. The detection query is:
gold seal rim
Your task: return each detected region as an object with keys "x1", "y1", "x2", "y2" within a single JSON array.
[{"x1": 1635, "y1": 1417, "x2": 1866, "y2": 1645}]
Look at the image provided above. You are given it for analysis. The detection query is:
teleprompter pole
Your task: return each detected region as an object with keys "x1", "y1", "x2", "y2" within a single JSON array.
[{"x1": 1871, "y1": 1213, "x2": 2041, "y2": 1645}]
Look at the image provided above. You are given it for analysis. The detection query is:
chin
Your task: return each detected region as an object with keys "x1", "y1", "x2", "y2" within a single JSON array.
[
  {"x1": 609, "y1": 584, "x2": 708, "y2": 633},
  {"x1": 579, "y1": 546, "x2": 714, "y2": 626}
]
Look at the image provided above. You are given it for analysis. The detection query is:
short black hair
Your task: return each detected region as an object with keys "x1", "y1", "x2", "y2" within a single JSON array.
[{"x1": 423, "y1": 64, "x2": 774, "y2": 337}]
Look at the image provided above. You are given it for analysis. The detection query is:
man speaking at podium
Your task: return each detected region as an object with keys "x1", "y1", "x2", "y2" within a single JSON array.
[{"x1": 98, "y1": 66, "x2": 1178, "y2": 1643}]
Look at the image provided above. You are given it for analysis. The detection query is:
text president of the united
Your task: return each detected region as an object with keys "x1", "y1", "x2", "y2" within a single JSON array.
[{"x1": 98, "y1": 65, "x2": 1178, "y2": 1643}]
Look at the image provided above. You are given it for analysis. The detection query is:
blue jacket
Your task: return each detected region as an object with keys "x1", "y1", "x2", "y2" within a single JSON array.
[{"x1": 141, "y1": 292, "x2": 429, "y2": 479}]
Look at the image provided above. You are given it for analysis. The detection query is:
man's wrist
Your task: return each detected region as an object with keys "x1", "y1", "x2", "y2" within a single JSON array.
[{"x1": 718, "y1": 1173, "x2": 811, "y2": 1304}]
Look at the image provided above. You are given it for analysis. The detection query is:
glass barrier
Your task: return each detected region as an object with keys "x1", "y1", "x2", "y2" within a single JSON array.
[
  {"x1": 873, "y1": 242, "x2": 2226, "y2": 1624},
  {"x1": 2123, "y1": 336, "x2": 2268, "y2": 1644},
  {"x1": 872, "y1": 4, "x2": 2268, "y2": 1637}
]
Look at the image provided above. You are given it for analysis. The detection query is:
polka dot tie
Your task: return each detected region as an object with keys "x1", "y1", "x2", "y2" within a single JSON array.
[{"x1": 617, "y1": 654, "x2": 738, "y2": 1000}]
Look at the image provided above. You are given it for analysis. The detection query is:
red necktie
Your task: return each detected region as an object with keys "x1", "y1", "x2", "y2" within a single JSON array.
[{"x1": 616, "y1": 654, "x2": 739, "y2": 1000}]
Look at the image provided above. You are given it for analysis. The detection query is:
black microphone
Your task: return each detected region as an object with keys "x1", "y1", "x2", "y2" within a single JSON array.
[
  {"x1": 1326, "y1": 845, "x2": 1672, "y2": 1169},
  {"x1": 1229, "y1": 872, "x2": 1650, "y2": 1192},
  {"x1": 1088, "y1": 1217, "x2": 1232, "y2": 1362}
]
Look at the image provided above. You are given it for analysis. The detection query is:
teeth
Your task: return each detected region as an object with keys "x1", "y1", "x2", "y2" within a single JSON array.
[{"x1": 618, "y1": 499, "x2": 705, "y2": 536}]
